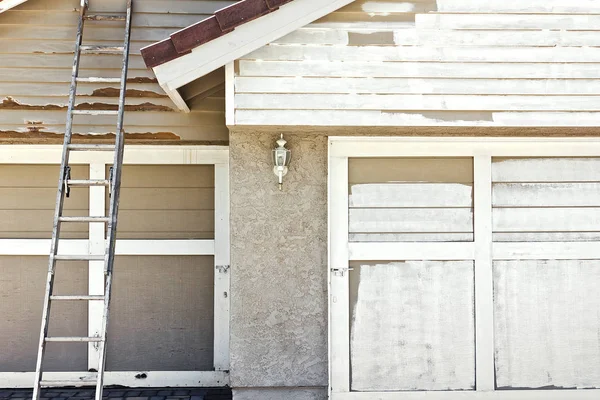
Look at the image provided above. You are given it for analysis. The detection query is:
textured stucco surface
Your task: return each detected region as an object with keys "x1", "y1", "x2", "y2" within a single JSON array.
[
  {"x1": 232, "y1": 388, "x2": 327, "y2": 400},
  {"x1": 229, "y1": 129, "x2": 329, "y2": 388}
]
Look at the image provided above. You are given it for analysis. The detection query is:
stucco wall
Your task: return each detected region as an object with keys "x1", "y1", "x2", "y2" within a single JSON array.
[{"x1": 229, "y1": 128, "x2": 329, "y2": 395}]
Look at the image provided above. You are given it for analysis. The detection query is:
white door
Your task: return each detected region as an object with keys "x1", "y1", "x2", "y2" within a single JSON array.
[{"x1": 329, "y1": 137, "x2": 600, "y2": 400}]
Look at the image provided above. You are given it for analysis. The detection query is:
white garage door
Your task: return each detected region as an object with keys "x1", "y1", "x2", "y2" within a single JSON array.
[{"x1": 329, "y1": 138, "x2": 600, "y2": 400}]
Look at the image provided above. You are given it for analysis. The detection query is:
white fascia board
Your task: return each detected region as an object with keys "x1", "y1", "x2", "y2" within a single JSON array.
[
  {"x1": 153, "y1": 0, "x2": 355, "y2": 107},
  {"x1": 0, "y1": 0, "x2": 28, "y2": 13}
]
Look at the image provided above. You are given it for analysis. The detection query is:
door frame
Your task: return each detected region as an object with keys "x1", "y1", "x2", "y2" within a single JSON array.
[
  {"x1": 0, "y1": 145, "x2": 230, "y2": 388},
  {"x1": 328, "y1": 136, "x2": 600, "y2": 400}
]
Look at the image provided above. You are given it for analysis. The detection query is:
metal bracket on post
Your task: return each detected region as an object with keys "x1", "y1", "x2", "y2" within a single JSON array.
[
  {"x1": 216, "y1": 264, "x2": 230, "y2": 273},
  {"x1": 64, "y1": 166, "x2": 72, "y2": 198},
  {"x1": 331, "y1": 267, "x2": 353, "y2": 277}
]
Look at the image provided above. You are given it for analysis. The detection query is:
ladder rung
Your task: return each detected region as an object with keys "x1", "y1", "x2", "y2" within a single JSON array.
[
  {"x1": 40, "y1": 380, "x2": 97, "y2": 387},
  {"x1": 72, "y1": 109, "x2": 118, "y2": 116},
  {"x1": 76, "y1": 77, "x2": 121, "y2": 83},
  {"x1": 67, "y1": 179, "x2": 110, "y2": 187},
  {"x1": 67, "y1": 144, "x2": 115, "y2": 151},
  {"x1": 53, "y1": 254, "x2": 105, "y2": 261},
  {"x1": 80, "y1": 45, "x2": 125, "y2": 54},
  {"x1": 50, "y1": 295, "x2": 105, "y2": 301},
  {"x1": 45, "y1": 337, "x2": 104, "y2": 342},
  {"x1": 84, "y1": 14, "x2": 126, "y2": 21},
  {"x1": 59, "y1": 216, "x2": 110, "y2": 223}
]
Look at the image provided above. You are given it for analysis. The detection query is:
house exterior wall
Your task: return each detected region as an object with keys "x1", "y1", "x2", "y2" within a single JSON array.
[
  {"x1": 0, "y1": 0, "x2": 231, "y2": 143},
  {"x1": 229, "y1": 128, "x2": 329, "y2": 400},
  {"x1": 233, "y1": 0, "x2": 600, "y2": 127}
]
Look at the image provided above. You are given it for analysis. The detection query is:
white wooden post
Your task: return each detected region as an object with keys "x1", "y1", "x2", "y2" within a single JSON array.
[
  {"x1": 213, "y1": 162, "x2": 231, "y2": 371},
  {"x1": 329, "y1": 151, "x2": 350, "y2": 393},
  {"x1": 88, "y1": 163, "x2": 106, "y2": 371},
  {"x1": 473, "y1": 156, "x2": 495, "y2": 391}
]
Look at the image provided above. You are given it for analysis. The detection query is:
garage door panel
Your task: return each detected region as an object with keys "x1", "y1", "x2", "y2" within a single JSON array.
[
  {"x1": 0, "y1": 256, "x2": 87, "y2": 372},
  {"x1": 350, "y1": 183, "x2": 473, "y2": 208},
  {"x1": 349, "y1": 261, "x2": 475, "y2": 392},
  {"x1": 493, "y1": 182, "x2": 600, "y2": 207},
  {"x1": 494, "y1": 260, "x2": 600, "y2": 389},
  {"x1": 0, "y1": 165, "x2": 89, "y2": 239},
  {"x1": 106, "y1": 256, "x2": 214, "y2": 371},
  {"x1": 349, "y1": 158, "x2": 474, "y2": 242},
  {"x1": 113, "y1": 165, "x2": 215, "y2": 239},
  {"x1": 350, "y1": 158, "x2": 473, "y2": 185},
  {"x1": 0, "y1": 209, "x2": 90, "y2": 239},
  {"x1": 350, "y1": 208, "x2": 473, "y2": 233},
  {"x1": 493, "y1": 157, "x2": 600, "y2": 183}
]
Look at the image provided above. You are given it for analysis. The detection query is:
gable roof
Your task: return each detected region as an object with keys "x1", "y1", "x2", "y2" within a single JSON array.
[
  {"x1": 142, "y1": 0, "x2": 294, "y2": 69},
  {"x1": 141, "y1": 0, "x2": 355, "y2": 112},
  {"x1": 0, "y1": 0, "x2": 28, "y2": 13}
]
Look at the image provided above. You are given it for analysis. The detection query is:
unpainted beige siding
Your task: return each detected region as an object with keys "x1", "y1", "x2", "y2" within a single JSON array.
[
  {"x1": 0, "y1": 164, "x2": 216, "y2": 372},
  {"x1": 235, "y1": 0, "x2": 600, "y2": 127},
  {"x1": 0, "y1": 0, "x2": 233, "y2": 142}
]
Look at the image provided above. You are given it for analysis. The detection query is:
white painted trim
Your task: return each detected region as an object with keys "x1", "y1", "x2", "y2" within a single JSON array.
[
  {"x1": 0, "y1": 371, "x2": 229, "y2": 388},
  {"x1": 0, "y1": 0, "x2": 28, "y2": 14},
  {"x1": 329, "y1": 155, "x2": 350, "y2": 393},
  {"x1": 161, "y1": 83, "x2": 191, "y2": 114},
  {"x1": 331, "y1": 390, "x2": 600, "y2": 400},
  {"x1": 153, "y1": 0, "x2": 355, "y2": 96},
  {"x1": 0, "y1": 239, "x2": 215, "y2": 256},
  {"x1": 0, "y1": 145, "x2": 229, "y2": 165},
  {"x1": 329, "y1": 137, "x2": 600, "y2": 397},
  {"x1": 330, "y1": 137, "x2": 600, "y2": 158},
  {"x1": 473, "y1": 156, "x2": 494, "y2": 391},
  {"x1": 225, "y1": 62, "x2": 235, "y2": 126},
  {"x1": 115, "y1": 240, "x2": 215, "y2": 256},
  {"x1": 348, "y1": 242, "x2": 475, "y2": 261},
  {"x1": 0, "y1": 145, "x2": 230, "y2": 387},
  {"x1": 213, "y1": 162, "x2": 231, "y2": 371},
  {"x1": 0, "y1": 239, "x2": 89, "y2": 255},
  {"x1": 88, "y1": 163, "x2": 105, "y2": 371}
]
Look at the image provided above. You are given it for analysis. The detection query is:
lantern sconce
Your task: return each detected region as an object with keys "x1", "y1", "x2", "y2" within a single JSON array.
[{"x1": 272, "y1": 134, "x2": 291, "y2": 191}]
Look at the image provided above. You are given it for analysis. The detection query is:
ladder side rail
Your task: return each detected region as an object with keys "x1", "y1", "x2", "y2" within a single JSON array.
[
  {"x1": 95, "y1": 1, "x2": 133, "y2": 399},
  {"x1": 32, "y1": 4, "x2": 88, "y2": 399}
]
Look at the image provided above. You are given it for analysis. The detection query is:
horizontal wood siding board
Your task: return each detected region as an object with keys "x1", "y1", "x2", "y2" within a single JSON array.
[
  {"x1": 237, "y1": 60, "x2": 600, "y2": 79},
  {"x1": 417, "y1": 13, "x2": 600, "y2": 30},
  {"x1": 235, "y1": 94, "x2": 600, "y2": 112},
  {"x1": 243, "y1": 45, "x2": 600, "y2": 63},
  {"x1": 235, "y1": 77, "x2": 600, "y2": 95},
  {"x1": 436, "y1": 0, "x2": 600, "y2": 13},
  {"x1": 234, "y1": 110, "x2": 600, "y2": 127}
]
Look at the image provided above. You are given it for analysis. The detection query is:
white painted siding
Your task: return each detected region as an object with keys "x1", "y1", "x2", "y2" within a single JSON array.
[
  {"x1": 0, "y1": 0, "x2": 231, "y2": 142},
  {"x1": 235, "y1": 0, "x2": 600, "y2": 127}
]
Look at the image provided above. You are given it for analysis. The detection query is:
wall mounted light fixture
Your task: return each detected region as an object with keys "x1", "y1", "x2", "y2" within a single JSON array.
[{"x1": 272, "y1": 134, "x2": 291, "y2": 191}]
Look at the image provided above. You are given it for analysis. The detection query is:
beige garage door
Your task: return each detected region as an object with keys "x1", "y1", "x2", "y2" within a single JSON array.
[{"x1": 0, "y1": 163, "x2": 216, "y2": 373}]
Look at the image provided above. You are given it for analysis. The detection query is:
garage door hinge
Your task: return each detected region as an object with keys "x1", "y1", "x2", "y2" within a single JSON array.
[
  {"x1": 216, "y1": 264, "x2": 230, "y2": 273},
  {"x1": 331, "y1": 267, "x2": 353, "y2": 277}
]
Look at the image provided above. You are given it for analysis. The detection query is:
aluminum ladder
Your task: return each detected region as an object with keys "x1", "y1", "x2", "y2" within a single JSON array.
[{"x1": 32, "y1": 1, "x2": 133, "y2": 399}]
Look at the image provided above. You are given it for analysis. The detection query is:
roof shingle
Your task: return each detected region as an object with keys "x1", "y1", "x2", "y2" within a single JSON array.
[{"x1": 141, "y1": 0, "x2": 294, "y2": 69}]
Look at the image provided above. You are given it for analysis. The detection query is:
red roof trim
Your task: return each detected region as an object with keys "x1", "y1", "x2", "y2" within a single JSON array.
[{"x1": 141, "y1": 0, "x2": 294, "y2": 69}]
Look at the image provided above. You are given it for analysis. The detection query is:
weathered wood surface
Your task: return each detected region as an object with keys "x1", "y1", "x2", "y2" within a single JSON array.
[
  {"x1": 494, "y1": 260, "x2": 600, "y2": 389},
  {"x1": 350, "y1": 261, "x2": 475, "y2": 391},
  {"x1": 0, "y1": 0, "x2": 230, "y2": 141},
  {"x1": 236, "y1": 0, "x2": 600, "y2": 127},
  {"x1": 493, "y1": 157, "x2": 600, "y2": 241}
]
